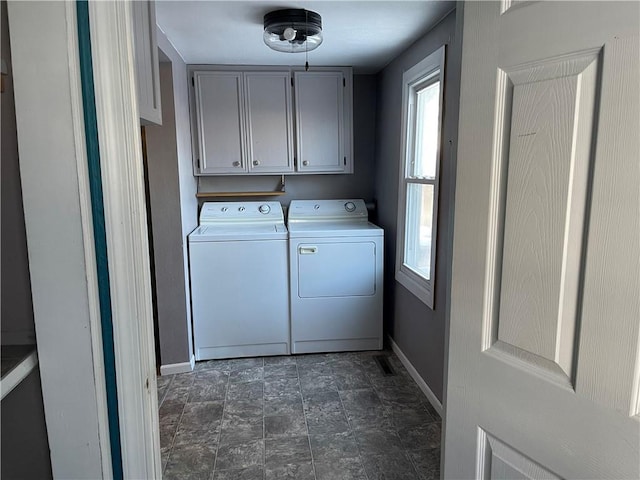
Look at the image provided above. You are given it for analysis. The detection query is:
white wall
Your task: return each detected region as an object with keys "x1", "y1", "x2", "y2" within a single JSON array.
[
  {"x1": 8, "y1": 1, "x2": 110, "y2": 477},
  {"x1": 1, "y1": 0, "x2": 35, "y2": 345}
]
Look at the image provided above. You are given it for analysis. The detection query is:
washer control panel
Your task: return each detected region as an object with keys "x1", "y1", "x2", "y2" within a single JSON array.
[{"x1": 199, "y1": 201, "x2": 284, "y2": 225}]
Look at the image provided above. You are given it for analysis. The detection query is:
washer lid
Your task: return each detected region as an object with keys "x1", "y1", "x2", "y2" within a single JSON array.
[
  {"x1": 287, "y1": 221, "x2": 383, "y2": 239},
  {"x1": 189, "y1": 223, "x2": 288, "y2": 242}
]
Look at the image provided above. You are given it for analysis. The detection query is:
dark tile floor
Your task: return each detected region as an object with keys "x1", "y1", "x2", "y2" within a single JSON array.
[{"x1": 157, "y1": 350, "x2": 442, "y2": 480}]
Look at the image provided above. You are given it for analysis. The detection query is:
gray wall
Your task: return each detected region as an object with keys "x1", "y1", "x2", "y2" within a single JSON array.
[
  {"x1": 149, "y1": 29, "x2": 199, "y2": 369},
  {"x1": 1, "y1": 368, "x2": 52, "y2": 479},
  {"x1": 145, "y1": 62, "x2": 191, "y2": 366},
  {"x1": 374, "y1": 9, "x2": 461, "y2": 403},
  {"x1": 198, "y1": 74, "x2": 378, "y2": 207},
  {"x1": 1, "y1": 0, "x2": 35, "y2": 345}
]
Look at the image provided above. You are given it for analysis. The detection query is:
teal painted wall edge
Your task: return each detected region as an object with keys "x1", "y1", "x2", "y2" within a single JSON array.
[{"x1": 75, "y1": 2, "x2": 123, "y2": 478}]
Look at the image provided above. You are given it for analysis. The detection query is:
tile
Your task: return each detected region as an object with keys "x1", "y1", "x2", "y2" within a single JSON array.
[
  {"x1": 362, "y1": 452, "x2": 420, "y2": 480},
  {"x1": 295, "y1": 353, "x2": 331, "y2": 365},
  {"x1": 264, "y1": 377, "x2": 300, "y2": 397},
  {"x1": 264, "y1": 356, "x2": 297, "y2": 366},
  {"x1": 390, "y1": 405, "x2": 436, "y2": 429},
  {"x1": 354, "y1": 430, "x2": 404, "y2": 456},
  {"x1": 303, "y1": 391, "x2": 350, "y2": 435},
  {"x1": 300, "y1": 374, "x2": 338, "y2": 395},
  {"x1": 174, "y1": 402, "x2": 224, "y2": 446},
  {"x1": 227, "y1": 381, "x2": 263, "y2": 401},
  {"x1": 164, "y1": 385, "x2": 192, "y2": 404},
  {"x1": 229, "y1": 366, "x2": 264, "y2": 384},
  {"x1": 375, "y1": 385, "x2": 426, "y2": 410},
  {"x1": 212, "y1": 465, "x2": 264, "y2": 480},
  {"x1": 215, "y1": 439, "x2": 264, "y2": 471},
  {"x1": 396, "y1": 422, "x2": 441, "y2": 451},
  {"x1": 264, "y1": 414, "x2": 307, "y2": 437},
  {"x1": 306, "y1": 409, "x2": 351, "y2": 435},
  {"x1": 314, "y1": 457, "x2": 367, "y2": 480},
  {"x1": 340, "y1": 389, "x2": 393, "y2": 432},
  {"x1": 224, "y1": 397, "x2": 264, "y2": 417},
  {"x1": 160, "y1": 399, "x2": 186, "y2": 418},
  {"x1": 189, "y1": 382, "x2": 229, "y2": 403},
  {"x1": 220, "y1": 413, "x2": 264, "y2": 444},
  {"x1": 333, "y1": 366, "x2": 372, "y2": 391},
  {"x1": 157, "y1": 374, "x2": 174, "y2": 389},
  {"x1": 160, "y1": 420, "x2": 179, "y2": 450},
  {"x1": 264, "y1": 364, "x2": 298, "y2": 378},
  {"x1": 407, "y1": 448, "x2": 440, "y2": 480},
  {"x1": 164, "y1": 442, "x2": 216, "y2": 480},
  {"x1": 309, "y1": 432, "x2": 359, "y2": 462},
  {"x1": 264, "y1": 393, "x2": 303, "y2": 417},
  {"x1": 297, "y1": 363, "x2": 334, "y2": 378},
  {"x1": 265, "y1": 462, "x2": 315, "y2": 480},
  {"x1": 265, "y1": 436, "x2": 312, "y2": 467}
]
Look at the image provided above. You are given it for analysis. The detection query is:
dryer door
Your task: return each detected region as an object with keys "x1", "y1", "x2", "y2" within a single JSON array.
[{"x1": 297, "y1": 241, "x2": 376, "y2": 298}]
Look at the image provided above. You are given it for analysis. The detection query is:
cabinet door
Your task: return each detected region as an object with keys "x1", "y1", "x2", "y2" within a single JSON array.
[
  {"x1": 245, "y1": 72, "x2": 294, "y2": 173},
  {"x1": 294, "y1": 71, "x2": 346, "y2": 173},
  {"x1": 194, "y1": 71, "x2": 247, "y2": 174},
  {"x1": 132, "y1": 0, "x2": 162, "y2": 125}
]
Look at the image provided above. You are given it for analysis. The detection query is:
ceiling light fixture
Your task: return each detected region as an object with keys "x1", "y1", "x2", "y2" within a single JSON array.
[{"x1": 263, "y1": 9, "x2": 323, "y2": 54}]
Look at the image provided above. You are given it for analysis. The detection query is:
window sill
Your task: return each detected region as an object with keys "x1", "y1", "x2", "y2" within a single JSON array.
[{"x1": 396, "y1": 268, "x2": 434, "y2": 309}]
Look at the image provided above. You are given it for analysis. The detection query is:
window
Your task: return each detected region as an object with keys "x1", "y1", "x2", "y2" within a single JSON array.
[{"x1": 396, "y1": 46, "x2": 445, "y2": 308}]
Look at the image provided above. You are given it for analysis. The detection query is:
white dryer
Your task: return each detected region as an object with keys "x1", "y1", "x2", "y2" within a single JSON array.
[
  {"x1": 287, "y1": 199, "x2": 383, "y2": 354},
  {"x1": 188, "y1": 201, "x2": 289, "y2": 360}
]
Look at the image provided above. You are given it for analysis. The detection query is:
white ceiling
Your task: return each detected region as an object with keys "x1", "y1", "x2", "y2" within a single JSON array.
[{"x1": 156, "y1": 1, "x2": 455, "y2": 74}]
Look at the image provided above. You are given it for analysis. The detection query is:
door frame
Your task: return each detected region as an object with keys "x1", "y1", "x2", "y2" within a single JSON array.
[{"x1": 8, "y1": 0, "x2": 160, "y2": 477}]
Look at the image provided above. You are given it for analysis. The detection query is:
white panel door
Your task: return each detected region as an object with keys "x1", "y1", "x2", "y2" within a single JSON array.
[
  {"x1": 294, "y1": 71, "x2": 345, "y2": 173},
  {"x1": 194, "y1": 71, "x2": 247, "y2": 174},
  {"x1": 245, "y1": 72, "x2": 294, "y2": 173},
  {"x1": 445, "y1": 2, "x2": 639, "y2": 479}
]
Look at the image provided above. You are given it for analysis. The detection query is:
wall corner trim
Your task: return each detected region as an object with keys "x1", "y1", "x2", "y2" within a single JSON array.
[
  {"x1": 388, "y1": 335, "x2": 444, "y2": 417},
  {"x1": 160, "y1": 356, "x2": 195, "y2": 376}
]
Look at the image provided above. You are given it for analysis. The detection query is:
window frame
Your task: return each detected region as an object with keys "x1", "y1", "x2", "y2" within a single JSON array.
[{"x1": 395, "y1": 45, "x2": 446, "y2": 309}]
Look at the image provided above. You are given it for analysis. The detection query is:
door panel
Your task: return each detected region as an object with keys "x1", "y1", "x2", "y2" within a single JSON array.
[
  {"x1": 445, "y1": 2, "x2": 639, "y2": 479},
  {"x1": 297, "y1": 242, "x2": 376, "y2": 298}
]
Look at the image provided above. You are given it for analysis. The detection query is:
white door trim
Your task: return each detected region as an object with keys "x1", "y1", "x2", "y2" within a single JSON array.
[
  {"x1": 88, "y1": 1, "x2": 161, "y2": 478},
  {"x1": 65, "y1": 2, "x2": 113, "y2": 475}
]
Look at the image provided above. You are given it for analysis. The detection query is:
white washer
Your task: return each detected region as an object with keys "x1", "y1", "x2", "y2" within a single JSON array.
[
  {"x1": 288, "y1": 199, "x2": 383, "y2": 354},
  {"x1": 188, "y1": 201, "x2": 289, "y2": 360}
]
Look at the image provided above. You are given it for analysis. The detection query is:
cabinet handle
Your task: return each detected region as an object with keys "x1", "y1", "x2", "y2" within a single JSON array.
[
  {"x1": 302, "y1": 160, "x2": 309, "y2": 166},
  {"x1": 253, "y1": 160, "x2": 260, "y2": 166},
  {"x1": 299, "y1": 246, "x2": 317, "y2": 255},
  {"x1": 232, "y1": 161, "x2": 241, "y2": 167}
]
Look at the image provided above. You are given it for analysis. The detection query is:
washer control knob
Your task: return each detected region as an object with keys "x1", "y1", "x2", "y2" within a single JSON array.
[
  {"x1": 314, "y1": 204, "x2": 320, "y2": 210},
  {"x1": 259, "y1": 204, "x2": 271, "y2": 214},
  {"x1": 238, "y1": 206, "x2": 245, "y2": 212},
  {"x1": 221, "y1": 207, "x2": 228, "y2": 212},
  {"x1": 344, "y1": 201, "x2": 356, "y2": 212}
]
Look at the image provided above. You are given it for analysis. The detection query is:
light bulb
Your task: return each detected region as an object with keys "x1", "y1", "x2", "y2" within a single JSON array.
[{"x1": 283, "y1": 27, "x2": 297, "y2": 41}]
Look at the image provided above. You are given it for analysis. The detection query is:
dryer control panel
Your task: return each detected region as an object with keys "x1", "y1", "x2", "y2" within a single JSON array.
[{"x1": 288, "y1": 199, "x2": 368, "y2": 222}]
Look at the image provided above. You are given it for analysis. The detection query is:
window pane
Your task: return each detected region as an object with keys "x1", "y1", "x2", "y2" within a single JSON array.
[
  {"x1": 404, "y1": 183, "x2": 434, "y2": 280},
  {"x1": 411, "y1": 80, "x2": 440, "y2": 179}
]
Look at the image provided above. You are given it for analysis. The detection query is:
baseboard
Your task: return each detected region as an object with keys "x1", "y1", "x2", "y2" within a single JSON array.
[
  {"x1": 388, "y1": 335, "x2": 444, "y2": 418},
  {"x1": 160, "y1": 355, "x2": 195, "y2": 376}
]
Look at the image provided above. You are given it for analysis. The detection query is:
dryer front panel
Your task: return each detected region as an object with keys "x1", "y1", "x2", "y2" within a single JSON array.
[{"x1": 297, "y1": 241, "x2": 376, "y2": 298}]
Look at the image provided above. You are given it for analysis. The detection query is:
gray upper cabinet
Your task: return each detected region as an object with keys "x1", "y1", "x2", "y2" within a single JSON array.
[
  {"x1": 190, "y1": 66, "x2": 353, "y2": 176},
  {"x1": 294, "y1": 71, "x2": 350, "y2": 173},
  {"x1": 132, "y1": 0, "x2": 162, "y2": 126},
  {"x1": 245, "y1": 72, "x2": 294, "y2": 174},
  {"x1": 194, "y1": 71, "x2": 247, "y2": 174}
]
